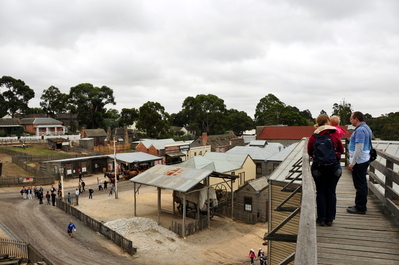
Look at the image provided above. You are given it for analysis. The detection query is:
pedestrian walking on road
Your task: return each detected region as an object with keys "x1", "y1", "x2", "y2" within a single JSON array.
[
  {"x1": 81, "y1": 181, "x2": 86, "y2": 192},
  {"x1": 38, "y1": 191, "x2": 44, "y2": 204},
  {"x1": 67, "y1": 192, "x2": 71, "y2": 203},
  {"x1": 88, "y1": 187, "x2": 94, "y2": 199},
  {"x1": 103, "y1": 180, "x2": 108, "y2": 191},
  {"x1": 248, "y1": 249, "x2": 256, "y2": 265},
  {"x1": 51, "y1": 191, "x2": 57, "y2": 206},
  {"x1": 98, "y1": 179, "x2": 103, "y2": 191},
  {"x1": 109, "y1": 183, "x2": 114, "y2": 196},
  {"x1": 27, "y1": 187, "x2": 32, "y2": 199},
  {"x1": 67, "y1": 221, "x2": 77, "y2": 238},
  {"x1": 46, "y1": 191, "x2": 51, "y2": 205},
  {"x1": 20, "y1": 186, "x2": 27, "y2": 199}
]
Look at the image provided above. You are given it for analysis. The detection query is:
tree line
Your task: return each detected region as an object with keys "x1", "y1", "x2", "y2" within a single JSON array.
[{"x1": 1, "y1": 75, "x2": 398, "y2": 140}]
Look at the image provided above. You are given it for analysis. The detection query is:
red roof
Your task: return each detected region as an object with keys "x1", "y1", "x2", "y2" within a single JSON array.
[{"x1": 257, "y1": 126, "x2": 352, "y2": 140}]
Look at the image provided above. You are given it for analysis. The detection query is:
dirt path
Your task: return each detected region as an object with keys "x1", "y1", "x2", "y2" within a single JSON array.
[
  {"x1": 0, "y1": 152, "x2": 268, "y2": 264},
  {"x1": 0, "y1": 191, "x2": 137, "y2": 265}
]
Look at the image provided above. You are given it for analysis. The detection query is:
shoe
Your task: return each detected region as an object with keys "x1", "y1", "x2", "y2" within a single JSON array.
[
  {"x1": 316, "y1": 219, "x2": 326, "y2": 226},
  {"x1": 325, "y1": 220, "x2": 333, "y2": 226},
  {"x1": 347, "y1": 205, "x2": 356, "y2": 209},
  {"x1": 346, "y1": 207, "x2": 366, "y2": 214}
]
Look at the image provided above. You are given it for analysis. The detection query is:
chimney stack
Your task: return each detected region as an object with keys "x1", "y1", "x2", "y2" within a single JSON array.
[{"x1": 202, "y1": 132, "x2": 208, "y2": 146}]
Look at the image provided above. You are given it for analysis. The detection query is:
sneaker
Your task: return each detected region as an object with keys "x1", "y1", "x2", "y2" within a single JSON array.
[
  {"x1": 325, "y1": 220, "x2": 333, "y2": 226},
  {"x1": 346, "y1": 207, "x2": 366, "y2": 214},
  {"x1": 316, "y1": 219, "x2": 326, "y2": 226}
]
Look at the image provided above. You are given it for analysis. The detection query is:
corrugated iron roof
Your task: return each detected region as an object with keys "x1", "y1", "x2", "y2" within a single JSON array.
[
  {"x1": 248, "y1": 176, "x2": 269, "y2": 191},
  {"x1": 114, "y1": 152, "x2": 162, "y2": 163},
  {"x1": 85, "y1": 129, "x2": 107, "y2": 137},
  {"x1": 20, "y1": 117, "x2": 62, "y2": 125},
  {"x1": 180, "y1": 152, "x2": 248, "y2": 173},
  {"x1": 258, "y1": 126, "x2": 352, "y2": 140},
  {"x1": 130, "y1": 164, "x2": 213, "y2": 192},
  {"x1": 268, "y1": 140, "x2": 304, "y2": 184},
  {"x1": 226, "y1": 145, "x2": 282, "y2": 161},
  {"x1": 0, "y1": 118, "x2": 21, "y2": 126},
  {"x1": 135, "y1": 138, "x2": 176, "y2": 149},
  {"x1": 267, "y1": 143, "x2": 299, "y2": 162}
]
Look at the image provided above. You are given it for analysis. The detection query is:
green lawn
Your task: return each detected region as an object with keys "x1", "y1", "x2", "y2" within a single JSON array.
[{"x1": 2, "y1": 145, "x2": 69, "y2": 156}]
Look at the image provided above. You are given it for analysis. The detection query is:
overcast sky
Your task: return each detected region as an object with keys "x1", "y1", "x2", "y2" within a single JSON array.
[{"x1": 1, "y1": 0, "x2": 398, "y2": 119}]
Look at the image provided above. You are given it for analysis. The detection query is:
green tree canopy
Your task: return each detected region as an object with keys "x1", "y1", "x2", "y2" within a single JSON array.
[
  {"x1": 40, "y1": 86, "x2": 68, "y2": 117},
  {"x1": 182, "y1": 94, "x2": 227, "y2": 135},
  {"x1": 226, "y1": 109, "x2": 254, "y2": 136},
  {"x1": 332, "y1": 99, "x2": 353, "y2": 125},
  {"x1": 255, "y1": 94, "x2": 285, "y2": 125},
  {"x1": 136, "y1": 101, "x2": 171, "y2": 138},
  {"x1": 104, "y1": 108, "x2": 120, "y2": 130},
  {"x1": 68, "y1": 83, "x2": 115, "y2": 129},
  {"x1": 119, "y1": 108, "x2": 139, "y2": 127},
  {"x1": 0, "y1": 76, "x2": 35, "y2": 118},
  {"x1": 255, "y1": 94, "x2": 309, "y2": 126}
]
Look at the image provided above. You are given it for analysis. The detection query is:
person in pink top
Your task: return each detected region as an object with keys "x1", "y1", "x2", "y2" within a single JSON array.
[
  {"x1": 248, "y1": 249, "x2": 256, "y2": 265},
  {"x1": 330, "y1": 115, "x2": 346, "y2": 138}
]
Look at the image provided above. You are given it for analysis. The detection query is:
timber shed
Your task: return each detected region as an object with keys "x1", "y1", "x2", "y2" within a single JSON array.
[
  {"x1": 265, "y1": 139, "x2": 305, "y2": 265},
  {"x1": 235, "y1": 176, "x2": 269, "y2": 224},
  {"x1": 130, "y1": 164, "x2": 238, "y2": 237}
]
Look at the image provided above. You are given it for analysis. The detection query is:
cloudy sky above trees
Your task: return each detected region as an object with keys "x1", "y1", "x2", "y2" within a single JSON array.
[{"x1": 1, "y1": 0, "x2": 398, "y2": 119}]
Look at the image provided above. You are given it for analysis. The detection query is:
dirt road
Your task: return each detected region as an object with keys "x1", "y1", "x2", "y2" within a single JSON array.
[
  {"x1": 0, "y1": 190, "x2": 139, "y2": 265},
  {"x1": 0, "y1": 151, "x2": 267, "y2": 264}
]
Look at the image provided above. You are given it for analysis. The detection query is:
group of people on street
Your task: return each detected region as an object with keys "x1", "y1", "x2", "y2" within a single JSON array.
[
  {"x1": 308, "y1": 111, "x2": 373, "y2": 227},
  {"x1": 97, "y1": 177, "x2": 115, "y2": 196},
  {"x1": 20, "y1": 184, "x2": 59, "y2": 206},
  {"x1": 248, "y1": 248, "x2": 266, "y2": 265}
]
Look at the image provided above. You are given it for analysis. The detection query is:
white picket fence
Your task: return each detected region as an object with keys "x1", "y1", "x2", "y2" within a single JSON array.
[{"x1": 0, "y1": 134, "x2": 81, "y2": 145}]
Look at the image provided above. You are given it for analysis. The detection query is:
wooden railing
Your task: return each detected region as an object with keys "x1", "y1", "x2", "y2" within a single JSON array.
[
  {"x1": 368, "y1": 149, "x2": 399, "y2": 219},
  {"x1": 294, "y1": 139, "x2": 317, "y2": 265},
  {"x1": 295, "y1": 139, "x2": 399, "y2": 264}
]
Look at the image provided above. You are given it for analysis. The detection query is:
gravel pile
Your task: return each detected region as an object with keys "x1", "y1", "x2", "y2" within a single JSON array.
[{"x1": 105, "y1": 217, "x2": 179, "y2": 238}]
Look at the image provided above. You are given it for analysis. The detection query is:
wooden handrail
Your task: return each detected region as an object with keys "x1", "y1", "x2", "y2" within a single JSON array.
[{"x1": 294, "y1": 138, "x2": 317, "y2": 264}]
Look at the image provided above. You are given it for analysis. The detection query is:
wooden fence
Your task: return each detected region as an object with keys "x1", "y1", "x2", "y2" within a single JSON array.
[
  {"x1": 56, "y1": 199, "x2": 136, "y2": 255},
  {"x1": 0, "y1": 238, "x2": 27, "y2": 259},
  {"x1": 170, "y1": 216, "x2": 209, "y2": 237},
  {"x1": 368, "y1": 149, "x2": 399, "y2": 219},
  {"x1": 94, "y1": 143, "x2": 132, "y2": 154},
  {"x1": 0, "y1": 238, "x2": 52, "y2": 265}
]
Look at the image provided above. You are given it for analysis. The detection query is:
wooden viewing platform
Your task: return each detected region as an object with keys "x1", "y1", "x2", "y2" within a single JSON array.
[{"x1": 316, "y1": 167, "x2": 399, "y2": 264}]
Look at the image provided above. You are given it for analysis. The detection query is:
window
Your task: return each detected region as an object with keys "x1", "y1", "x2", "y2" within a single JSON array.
[
  {"x1": 256, "y1": 163, "x2": 262, "y2": 174},
  {"x1": 244, "y1": 197, "x2": 252, "y2": 212}
]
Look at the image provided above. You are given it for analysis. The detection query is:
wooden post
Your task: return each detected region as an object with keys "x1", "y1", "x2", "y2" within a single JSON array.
[
  {"x1": 231, "y1": 178, "x2": 234, "y2": 219},
  {"x1": 157, "y1": 187, "x2": 161, "y2": 225},
  {"x1": 133, "y1": 182, "x2": 137, "y2": 217},
  {"x1": 207, "y1": 176, "x2": 211, "y2": 228},
  {"x1": 182, "y1": 194, "x2": 186, "y2": 238}
]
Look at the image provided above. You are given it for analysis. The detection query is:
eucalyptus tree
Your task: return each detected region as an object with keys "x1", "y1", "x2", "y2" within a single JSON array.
[
  {"x1": 182, "y1": 94, "x2": 227, "y2": 135},
  {"x1": 255, "y1": 94, "x2": 309, "y2": 126},
  {"x1": 226, "y1": 109, "x2": 254, "y2": 136},
  {"x1": 332, "y1": 99, "x2": 353, "y2": 125},
  {"x1": 0, "y1": 76, "x2": 35, "y2": 117},
  {"x1": 136, "y1": 101, "x2": 171, "y2": 138},
  {"x1": 119, "y1": 108, "x2": 139, "y2": 127},
  {"x1": 40, "y1": 86, "x2": 68, "y2": 117},
  {"x1": 68, "y1": 83, "x2": 115, "y2": 129}
]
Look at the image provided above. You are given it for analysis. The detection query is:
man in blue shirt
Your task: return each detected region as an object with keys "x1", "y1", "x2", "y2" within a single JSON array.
[
  {"x1": 347, "y1": 111, "x2": 372, "y2": 214},
  {"x1": 67, "y1": 221, "x2": 77, "y2": 237}
]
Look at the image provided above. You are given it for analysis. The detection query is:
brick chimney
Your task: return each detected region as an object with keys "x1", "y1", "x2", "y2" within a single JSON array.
[{"x1": 202, "y1": 132, "x2": 208, "y2": 146}]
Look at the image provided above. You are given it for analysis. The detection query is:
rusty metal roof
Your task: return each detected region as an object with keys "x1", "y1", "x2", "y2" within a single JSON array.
[{"x1": 130, "y1": 164, "x2": 213, "y2": 192}]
